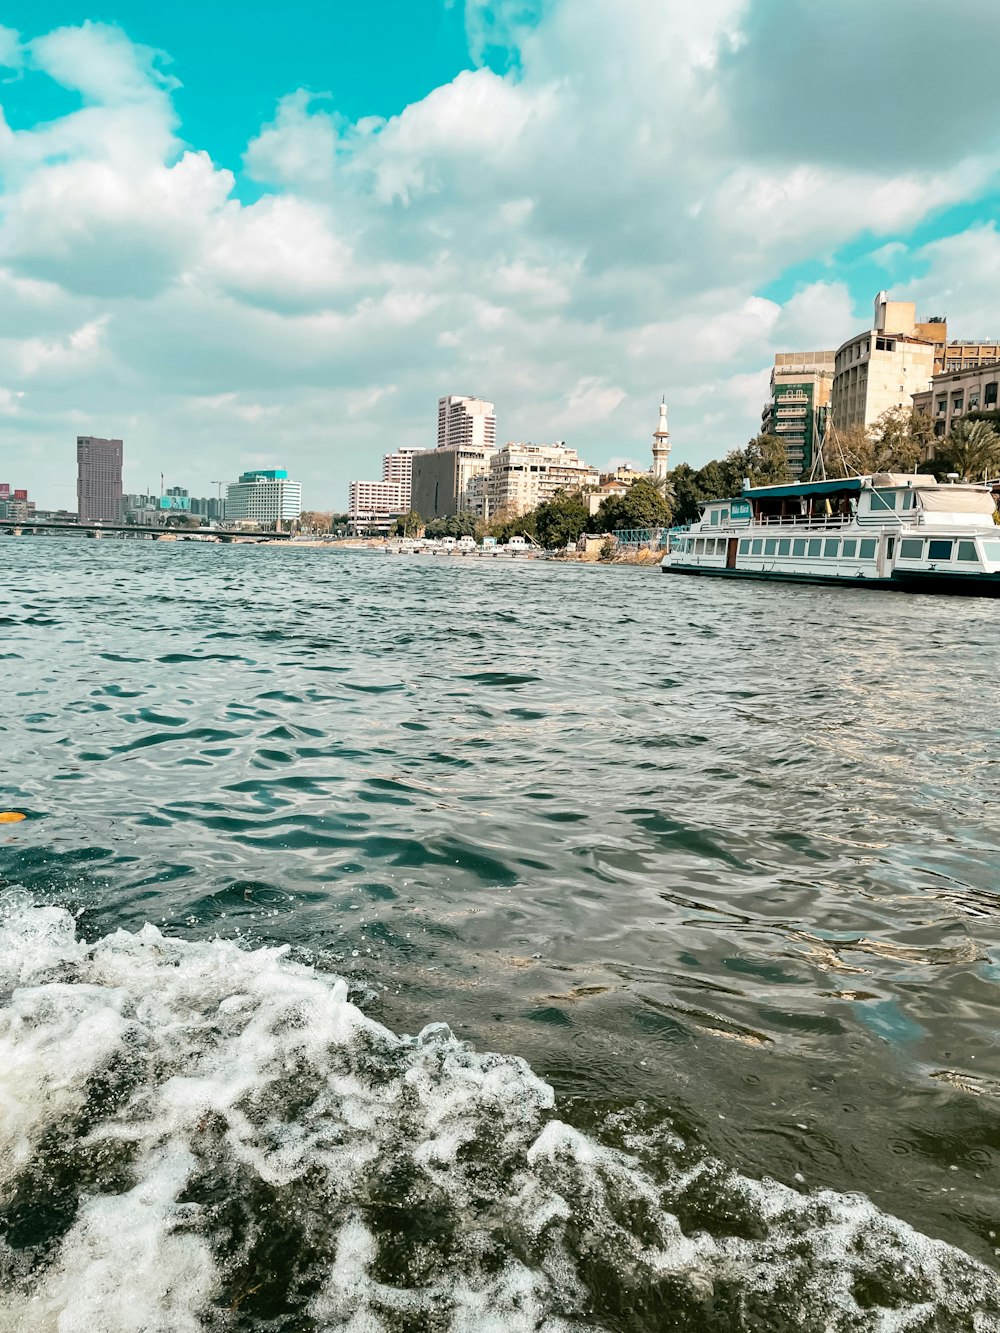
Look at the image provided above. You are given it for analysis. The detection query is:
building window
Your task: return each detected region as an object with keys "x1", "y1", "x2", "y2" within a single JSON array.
[{"x1": 986, "y1": 382, "x2": 998, "y2": 406}]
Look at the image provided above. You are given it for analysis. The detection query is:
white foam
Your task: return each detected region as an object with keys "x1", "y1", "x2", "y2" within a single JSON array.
[{"x1": 0, "y1": 898, "x2": 997, "y2": 1332}]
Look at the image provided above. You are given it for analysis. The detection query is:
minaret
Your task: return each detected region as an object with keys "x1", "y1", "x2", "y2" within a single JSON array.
[{"x1": 652, "y1": 396, "x2": 671, "y2": 480}]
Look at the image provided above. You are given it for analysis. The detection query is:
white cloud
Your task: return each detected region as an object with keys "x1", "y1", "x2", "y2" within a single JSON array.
[
  {"x1": 29, "y1": 21, "x2": 176, "y2": 105},
  {"x1": 5, "y1": 3, "x2": 1000, "y2": 509},
  {"x1": 0, "y1": 25, "x2": 21, "y2": 69},
  {"x1": 244, "y1": 90, "x2": 338, "y2": 189}
]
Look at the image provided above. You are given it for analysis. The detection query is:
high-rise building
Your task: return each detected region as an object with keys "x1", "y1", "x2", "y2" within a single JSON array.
[
  {"x1": 830, "y1": 293, "x2": 946, "y2": 432},
  {"x1": 410, "y1": 396, "x2": 498, "y2": 519},
  {"x1": 437, "y1": 396, "x2": 496, "y2": 451},
  {"x1": 76, "y1": 436, "x2": 123, "y2": 521},
  {"x1": 485, "y1": 443, "x2": 600, "y2": 517},
  {"x1": 225, "y1": 469, "x2": 302, "y2": 526},
  {"x1": 761, "y1": 353, "x2": 835, "y2": 476}
]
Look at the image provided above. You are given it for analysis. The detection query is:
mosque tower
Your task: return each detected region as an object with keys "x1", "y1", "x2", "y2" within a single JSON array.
[{"x1": 651, "y1": 397, "x2": 671, "y2": 480}]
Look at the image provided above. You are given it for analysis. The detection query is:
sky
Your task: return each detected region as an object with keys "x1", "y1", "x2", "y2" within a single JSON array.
[{"x1": 3, "y1": 1, "x2": 1000, "y2": 510}]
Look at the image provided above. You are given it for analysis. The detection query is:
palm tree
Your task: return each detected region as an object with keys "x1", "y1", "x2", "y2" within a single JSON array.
[{"x1": 938, "y1": 420, "x2": 1000, "y2": 482}]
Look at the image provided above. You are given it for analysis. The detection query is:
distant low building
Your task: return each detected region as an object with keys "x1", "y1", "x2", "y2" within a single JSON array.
[
  {"x1": 226, "y1": 469, "x2": 302, "y2": 527},
  {"x1": 0, "y1": 484, "x2": 35, "y2": 523}
]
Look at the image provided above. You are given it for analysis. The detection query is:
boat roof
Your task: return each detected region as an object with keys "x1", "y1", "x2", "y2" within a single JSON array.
[{"x1": 740, "y1": 477, "x2": 864, "y2": 500}]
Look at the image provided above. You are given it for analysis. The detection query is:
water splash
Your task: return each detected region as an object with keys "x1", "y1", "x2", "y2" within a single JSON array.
[{"x1": 0, "y1": 898, "x2": 997, "y2": 1332}]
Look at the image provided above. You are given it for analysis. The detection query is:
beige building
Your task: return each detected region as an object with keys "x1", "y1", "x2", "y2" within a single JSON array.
[
  {"x1": 912, "y1": 362, "x2": 1000, "y2": 439},
  {"x1": 830, "y1": 293, "x2": 939, "y2": 430},
  {"x1": 587, "y1": 479, "x2": 629, "y2": 516},
  {"x1": 485, "y1": 442, "x2": 600, "y2": 517}
]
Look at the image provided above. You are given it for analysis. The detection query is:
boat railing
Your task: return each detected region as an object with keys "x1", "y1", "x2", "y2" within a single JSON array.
[{"x1": 754, "y1": 514, "x2": 854, "y2": 528}]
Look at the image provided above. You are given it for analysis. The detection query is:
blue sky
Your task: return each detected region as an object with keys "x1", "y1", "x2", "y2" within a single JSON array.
[{"x1": 3, "y1": 0, "x2": 1000, "y2": 509}]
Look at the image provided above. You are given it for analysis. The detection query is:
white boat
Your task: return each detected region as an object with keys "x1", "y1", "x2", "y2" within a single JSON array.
[{"x1": 661, "y1": 473, "x2": 1000, "y2": 596}]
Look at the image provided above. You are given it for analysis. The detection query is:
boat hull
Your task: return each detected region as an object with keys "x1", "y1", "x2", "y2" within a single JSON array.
[{"x1": 661, "y1": 562, "x2": 1000, "y2": 596}]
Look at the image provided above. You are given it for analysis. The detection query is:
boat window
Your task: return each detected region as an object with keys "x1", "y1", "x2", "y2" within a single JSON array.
[
  {"x1": 957, "y1": 540, "x2": 978, "y2": 562},
  {"x1": 927, "y1": 539, "x2": 953, "y2": 561},
  {"x1": 739, "y1": 539, "x2": 750, "y2": 554},
  {"x1": 751, "y1": 539, "x2": 762, "y2": 555},
  {"x1": 721, "y1": 510, "x2": 729, "y2": 523},
  {"x1": 778, "y1": 539, "x2": 791, "y2": 556},
  {"x1": 901, "y1": 491, "x2": 914, "y2": 510},
  {"x1": 899, "y1": 538, "x2": 923, "y2": 559},
  {"x1": 764, "y1": 539, "x2": 777, "y2": 555},
  {"x1": 710, "y1": 511, "x2": 719, "y2": 526},
  {"x1": 859, "y1": 539, "x2": 877, "y2": 559},
  {"x1": 871, "y1": 490, "x2": 896, "y2": 511},
  {"x1": 792, "y1": 538, "x2": 807, "y2": 557},
  {"x1": 842, "y1": 539, "x2": 857, "y2": 557},
  {"x1": 695, "y1": 539, "x2": 705, "y2": 554},
  {"x1": 981, "y1": 540, "x2": 1000, "y2": 563},
  {"x1": 824, "y1": 539, "x2": 839, "y2": 557},
  {"x1": 807, "y1": 539, "x2": 822, "y2": 557}
]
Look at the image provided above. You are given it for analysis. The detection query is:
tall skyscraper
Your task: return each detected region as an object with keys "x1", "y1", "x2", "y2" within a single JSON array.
[
  {"x1": 76, "y1": 436, "x2": 123, "y2": 522},
  {"x1": 437, "y1": 396, "x2": 496, "y2": 451}
]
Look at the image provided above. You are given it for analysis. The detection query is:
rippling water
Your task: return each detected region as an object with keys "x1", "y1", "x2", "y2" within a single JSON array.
[{"x1": 2, "y1": 538, "x2": 1000, "y2": 1330}]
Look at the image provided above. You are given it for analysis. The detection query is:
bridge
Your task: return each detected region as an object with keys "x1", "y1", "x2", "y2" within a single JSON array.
[{"x1": 0, "y1": 520, "x2": 288, "y2": 541}]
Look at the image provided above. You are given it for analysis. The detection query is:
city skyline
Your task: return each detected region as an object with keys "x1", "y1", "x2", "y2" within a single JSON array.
[{"x1": 3, "y1": 3, "x2": 1000, "y2": 509}]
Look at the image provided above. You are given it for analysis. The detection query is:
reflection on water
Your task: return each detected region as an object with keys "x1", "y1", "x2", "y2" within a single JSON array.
[{"x1": 2, "y1": 540, "x2": 1000, "y2": 1327}]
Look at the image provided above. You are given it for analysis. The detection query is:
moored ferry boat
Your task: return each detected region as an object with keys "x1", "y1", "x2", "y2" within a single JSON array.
[{"x1": 661, "y1": 474, "x2": 1000, "y2": 595}]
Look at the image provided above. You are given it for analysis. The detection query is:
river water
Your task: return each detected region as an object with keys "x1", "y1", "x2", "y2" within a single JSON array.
[{"x1": 2, "y1": 538, "x2": 1000, "y2": 1331}]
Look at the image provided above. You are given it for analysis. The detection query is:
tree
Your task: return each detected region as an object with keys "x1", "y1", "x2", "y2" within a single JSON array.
[
  {"x1": 822, "y1": 408, "x2": 932, "y2": 479},
  {"x1": 932, "y1": 419, "x2": 1000, "y2": 482},
  {"x1": 743, "y1": 434, "x2": 794, "y2": 486},
  {"x1": 392, "y1": 510, "x2": 423, "y2": 537},
  {"x1": 667, "y1": 463, "x2": 709, "y2": 527},
  {"x1": 299, "y1": 510, "x2": 334, "y2": 533},
  {"x1": 424, "y1": 512, "x2": 478, "y2": 538},
  {"x1": 533, "y1": 490, "x2": 590, "y2": 548},
  {"x1": 596, "y1": 476, "x2": 673, "y2": 532}
]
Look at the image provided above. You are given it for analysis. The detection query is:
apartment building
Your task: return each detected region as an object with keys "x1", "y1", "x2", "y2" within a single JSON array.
[
  {"x1": 912, "y1": 362, "x2": 1000, "y2": 438},
  {"x1": 485, "y1": 443, "x2": 600, "y2": 518},
  {"x1": 348, "y1": 479, "x2": 407, "y2": 515},
  {"x1": 762, "y1": 352, "x2": 835, "y2": 476}
]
